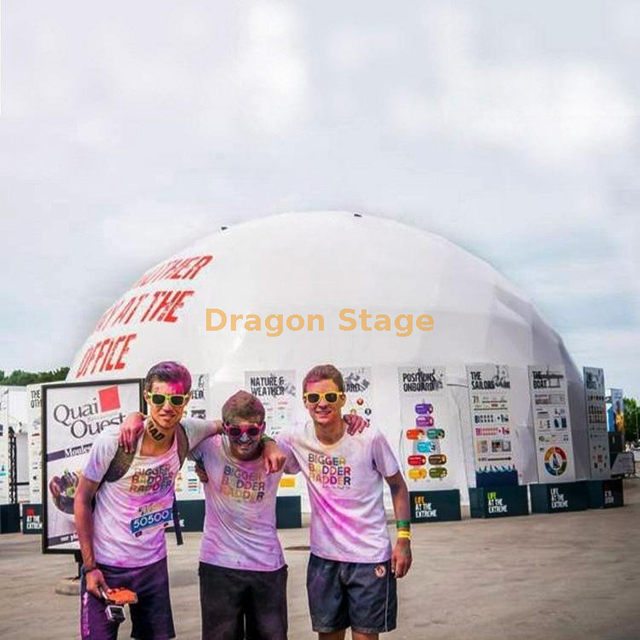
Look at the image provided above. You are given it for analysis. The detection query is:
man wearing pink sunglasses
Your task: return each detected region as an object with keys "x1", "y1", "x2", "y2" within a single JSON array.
[{"x1": 191, "y1": 390, "x2": 293, "y2": 639}]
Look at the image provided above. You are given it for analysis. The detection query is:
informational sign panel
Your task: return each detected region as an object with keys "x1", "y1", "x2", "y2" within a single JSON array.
[
  {"x1": 583, "y1": 368, "x2": 611, "y2": 480},
  {"x1": 0, "y1": 387, "x2": 9, "y2": 505},
  {"x1": 21, "y1": 503, "x2": 43, "y2": 534},
  {"x1": 175, "y1": 374, "x2": 209, "y2": 501},
  {"x1": 607, "y1": 388, "x2": 625, "y2": 434},
  {"x1": 611, "y1": 452, "x2": 634, "y2": 476},
  {"x1": 466, "y1": 364, "x2": 518, "y2": 487},
  {"x1": 341, "y1": 367, "x2": 373, "y2": 421},
  {"x1": 528, "y1": 365, "x2": 576, "y2": 483},
  {"x1": 398, "y1": 366, "x2": 458, "y2": 490},
  {"x1": 43, "y1": 380, "x2": 143, "y2": 554},
  {"x1": 410, "y1": 490, "x2": 461, "y2": 523},
  {"x1": 27, "y1": 384, "x2": 43, "y2": 504},
  {"x1": 245, "y1": 370, "x2": 296, "y2": 438}
]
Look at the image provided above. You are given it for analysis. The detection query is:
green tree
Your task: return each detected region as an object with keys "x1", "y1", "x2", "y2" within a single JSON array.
[
  {"x1": 0, "y1": 367, "x2": 69, "y2": 386},
  {"x1": 624, "y1": 397, "x2": 640, "y2": 444}
]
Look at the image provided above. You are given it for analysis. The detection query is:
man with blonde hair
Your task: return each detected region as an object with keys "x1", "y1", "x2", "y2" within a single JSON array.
[{"x1": 281, "y1": 364, "x2": 412, "y2": 640}]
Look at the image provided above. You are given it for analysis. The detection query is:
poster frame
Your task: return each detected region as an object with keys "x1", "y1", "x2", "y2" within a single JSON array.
[{"x1": 41, "y1": 378, "x2": 144, "y2": 555}]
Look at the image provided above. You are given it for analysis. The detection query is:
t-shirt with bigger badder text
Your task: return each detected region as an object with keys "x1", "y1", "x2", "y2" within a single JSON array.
[
  {"x1": 82, "y1": 421, "x2": 212, "y2": 568},
  {"x1": 280, "y1": 423, "x2": 399, "y2": 564},
  {"x1": 191, "y1": 435, "x2": 298, "y2": 572}
]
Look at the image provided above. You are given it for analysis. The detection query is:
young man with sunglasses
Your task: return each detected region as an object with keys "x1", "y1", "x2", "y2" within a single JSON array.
[
  {"x1": 280, "y1": 364, "x2": 412, "y2": 640},
  {"x1": 74, "y1": 361, "x2": 286, "y2": 640}
]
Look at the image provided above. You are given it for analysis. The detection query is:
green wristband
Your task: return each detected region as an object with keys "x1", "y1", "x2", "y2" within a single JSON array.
[
  {"x1": 396, "y1": 520, "x2": 411, "y2": 529},
  {"x1": 260, "y1": 435, "x2": 275, "y2": 445}
]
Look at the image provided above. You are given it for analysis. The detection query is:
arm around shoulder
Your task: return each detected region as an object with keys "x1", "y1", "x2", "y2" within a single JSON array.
[{"x1": 182, "y1": 418, "x2": 223, "y2": 452}]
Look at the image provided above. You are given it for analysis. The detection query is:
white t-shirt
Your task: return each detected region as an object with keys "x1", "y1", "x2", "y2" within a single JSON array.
[
  {"x1": 83, "y1": 420, "x2": 213, "y2": 568},
  {"x1": 281, "y1": 423, "x2": 399, "y2": 563},
  {"x1": 191, "y1": 435, "x2": 297, "y2": 572}
]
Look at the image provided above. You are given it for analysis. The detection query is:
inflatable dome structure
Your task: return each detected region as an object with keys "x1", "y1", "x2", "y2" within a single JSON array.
[{"x1": 69, "y1": 212, "x2": 590, "y2": 501}]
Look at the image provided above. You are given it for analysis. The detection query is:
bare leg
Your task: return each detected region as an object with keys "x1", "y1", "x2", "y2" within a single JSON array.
[
  {"x1": 319, "y1": 632, "x2": 346, "y2": 640},
  {"x1": 352, "y1": 632, "x2": 378, "y2": 640}
]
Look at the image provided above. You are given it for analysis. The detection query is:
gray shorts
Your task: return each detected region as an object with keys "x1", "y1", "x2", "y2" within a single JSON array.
[{"x1": 306, "y1": 553, "x2": 397, "y2": 634}]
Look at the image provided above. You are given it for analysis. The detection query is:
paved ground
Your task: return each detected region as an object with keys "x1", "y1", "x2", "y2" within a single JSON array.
[{"x1": 1, "y1": 480, "x2": 639, "y2": 640}]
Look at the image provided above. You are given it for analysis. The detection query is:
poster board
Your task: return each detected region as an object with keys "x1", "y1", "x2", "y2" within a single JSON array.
[
  {"x1": 174, "y1": 374, "x2": 210, "y2": 501},
  {"x1": 245, "y1": 370, "x2": 299, "y2": 495},
  {"x1": 583, "y1": 367, "x2": 611, "y2": 480},
  {"x1": 244, "y1": 370, "x2": 296, "y2": 438},
  {"x1": 466, "y1": 364, "x2": 518, "y2": 487},
  {"x1": 42, "y1": 379, "x2": 144, "y2": 554},
  {"x1": 528, "y1": 365, "x2": 576, "y2": 483},
  {"x1": 397, "y1": 366, "x2": 460, "y2": 490},
  {"x1": 27, "y1": 384, "x2": 43, "y2": 504},
  {"x1": 607, "y1": 388, "x2": 625, "y2": 435},
  {"x1": 341, "y1": 367, "x2": 373, "y2": 422},
  {"x1": 0, "y1": 387, "x2": 9, "y2": 504}
]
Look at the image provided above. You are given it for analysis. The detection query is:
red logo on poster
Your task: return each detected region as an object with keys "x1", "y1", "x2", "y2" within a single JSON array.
[{"x1": 98, "y1": 386, "x2": 121, "y2": 412}]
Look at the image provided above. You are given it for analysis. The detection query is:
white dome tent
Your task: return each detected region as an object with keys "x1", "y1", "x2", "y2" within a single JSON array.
[{"x1": 68, "y1": 212, "x2": 590, "y2": 505}]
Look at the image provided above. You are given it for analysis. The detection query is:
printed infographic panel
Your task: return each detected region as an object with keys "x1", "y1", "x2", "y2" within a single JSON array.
[
  {"x1": 175, "y1": 374, "x2": 210, "y2": 500},
  {"x1": 0, "y1": 387, "x2": 8, "y2": 505},
  {"x1": 583, "y1": 367, "x2": 611, "y2": 480},
  {"x1": 341, "y1": 367, "x2": 373, "y2": 422},
  {"x1": 245, "y1": 370, "x2": 300, "y2": 495},
  {"x1": 27, "y1": 384, "x2": 43, "y2": 504},
  {"x1": 466, "y1": 364, "x2": 518, "y2": 487},
  {"x1": 528, "y1": 365, "x2": 576, "y2": 483},
  {"x1": 398, "y1": 366, "x2": 457, "y2": 490}
]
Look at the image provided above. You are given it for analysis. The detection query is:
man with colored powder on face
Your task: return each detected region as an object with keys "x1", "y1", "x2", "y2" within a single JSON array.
[
  {"x1": 191, "y1": 390, "x2": 296, "y2": 640},
  {"x1": 278, "y1": 364, "x2": 413, "y2": 640},
  {"x1": 74, "y1": 361, "x2": 286, "y2": 640}
]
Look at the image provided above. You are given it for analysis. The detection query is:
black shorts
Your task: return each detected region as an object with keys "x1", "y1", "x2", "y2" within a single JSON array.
[
  {"x1": 306, "y1": 553, "x2": 397, "y2": 634},
  {"x1": 198, "y1": 561, "x2": 288, "y2": 640},
  {"x1": 80, "y1": 556, "x2": 175, "y2": 640}
]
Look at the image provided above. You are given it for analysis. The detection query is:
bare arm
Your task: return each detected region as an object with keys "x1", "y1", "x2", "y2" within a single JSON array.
[
  {"x1": 119, "y1": 413, "x2": 224, "y2": 453},
  {"x1": 74, "y1": 474, "x2": 110, "y2": 597},
  {"x1": 385, "y1": 471, "x2": 412, "y2": 578}
]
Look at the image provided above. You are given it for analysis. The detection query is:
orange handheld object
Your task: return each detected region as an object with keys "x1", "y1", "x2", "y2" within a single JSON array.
[{"x1": 106, "y1": 588, "x2": 138, "y2": 606}]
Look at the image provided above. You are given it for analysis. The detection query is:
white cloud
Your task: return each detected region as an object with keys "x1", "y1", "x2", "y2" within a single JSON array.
[
  {"x1": 388, "y1": 4, "x2": 637, "y2": 168},
  {"x1": 99, "y1": 202, "x2": 217, "y2": 263},
  {"x1": 232, "y1": 1, "x2": 310, "y2": 134}
]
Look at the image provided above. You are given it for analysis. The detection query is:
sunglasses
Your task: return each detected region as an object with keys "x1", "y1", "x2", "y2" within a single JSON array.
[
  {"x1": 224, "y1": 422, "x2": 264, "y2": 438},
  {"x1": 146, "y1": 393, "x2": 190, "y2": 407},
  {"x1": 304, "y1": 392, "x2": 344, "y2": 404}
]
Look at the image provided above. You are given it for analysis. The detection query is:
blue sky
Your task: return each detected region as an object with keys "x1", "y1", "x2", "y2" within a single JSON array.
[{"x1": 1, "y1": 1, "x2": 638, "y2": 397}]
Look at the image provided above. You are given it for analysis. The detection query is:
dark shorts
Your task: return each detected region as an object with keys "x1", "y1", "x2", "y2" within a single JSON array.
[
  {"x1": 80, "y1": 557, "x2": 175, "y2": 640},
  {"x1": 199, "y1": 561, "x2": 288, "y2": 640},
  {"x1": 307, "y1": 553, "x2": 397, "y2": 635}
]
